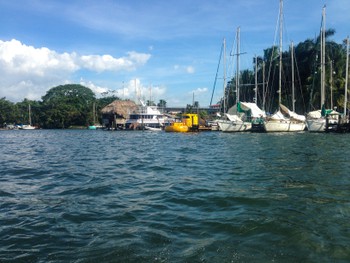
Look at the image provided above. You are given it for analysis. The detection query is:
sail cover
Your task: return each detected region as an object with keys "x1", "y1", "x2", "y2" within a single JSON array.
[
  {"x1": 227, "y1": 102, "x2": 265, "y2": 118},
  {"x1": 280, "y1": 104, "x2": 306, "y2": 121}
]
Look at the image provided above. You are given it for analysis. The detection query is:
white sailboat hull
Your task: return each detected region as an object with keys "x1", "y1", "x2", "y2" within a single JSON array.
[
  {"x1": 306, "y1": 117, "x2": 339, "y2": 132},
  {"x1": 20, "y1": 125, "x2": 36, "y2": 130},
  {"x1": 218, "y1": 120, "x2": 251, "y2": 132},
  {"x1": 264, "y1": 120, "x2": 305, "y2": 132},
  {"x1": 306, "y1": 118, "x2": 326, "y2": 132}
]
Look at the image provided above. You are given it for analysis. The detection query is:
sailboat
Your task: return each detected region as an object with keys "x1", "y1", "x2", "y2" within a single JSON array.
[
  {"x1": 20, "y1": 104, "x2": 36, "y2": 130},
  {"x1": 263, "y1": 0, "x2": 306, "y2": 132},
  {"x1": 88, "y1": 102, "x2": 102, "y2": 129},
  {"x1": 306, "y1": 6, "x2": 339, "y2": 132},
  {"x1": 218, "y1": 27, "x2": 264, "y2": 132},
  {"x1": 334, "y1": 36, "x2": 350, "y2": 132}
]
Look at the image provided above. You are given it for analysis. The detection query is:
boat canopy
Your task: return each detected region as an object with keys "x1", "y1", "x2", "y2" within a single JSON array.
[
  {"x1": 227, "y1": 102, "x2": 266, "y2": 118},
  {"x1": 269, "y1": 110, "x2": 287, "y2": 120},
  {"x1": 279, "y1": 104, "x2": 306, "y2": 121},
  {"x1": 307, "y1": 109, "x2": 340, "y2": 119},
  {"x1": 225, "y1": 113, "x2": 243, "y2": 122}
]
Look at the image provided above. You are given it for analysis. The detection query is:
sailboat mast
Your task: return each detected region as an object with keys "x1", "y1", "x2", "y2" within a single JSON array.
[
  {"x1": 321, "y1": 6, "x2": 326, "y2": 107},
  {"x1": 330, "y1": 60, "x2": 334, "y2": 109},
  {"x1": 236, "y1": 27, "x2": 240, "y2": 103},
  {"x1": 344, "y1": 36, "x2": 349, "y2": 117},
  {"x1": 28, "y1": 104, "x2": 32, "y2": 126},
  {"x1": 263, "y1": 61, "x2": 266, "y2": 111},
  {"x1": 278, "y1": 0, "x2": 283, "y2": 106},
  {"x1": 255, "y1": 55, "x2": 258, "y2": 104},
  {"x1": 223, "y1": 38, "x2": 227, "y2": 113},
  {"x1": 291, "y1": 41, "x2": 295, "y2": 112},
  {"x1": 93, "y1": 102, "x2": 96, "y2": 124}
]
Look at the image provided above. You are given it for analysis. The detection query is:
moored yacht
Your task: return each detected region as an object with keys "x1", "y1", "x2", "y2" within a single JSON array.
[{"x1": 125, "y1": 100, "x2": 172, "y2": 130}]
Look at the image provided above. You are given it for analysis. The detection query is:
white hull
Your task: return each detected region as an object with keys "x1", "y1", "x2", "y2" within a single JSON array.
[
  {"x1": 306, "y1": 118, "x2": 326, "y2": 132},
  {"x1": 144, "y1": 126, "x2": 163, "y2": 131},
  {"x1": 264, "y1": 120, "x2": 305, "y2": 132},
  {"x1": 125, "y1": 102, "x2": 172, "y2": 129},
  {"x1": 218, "y1": 120, "x2": 251, "y2": 132},
  {"x1": 20, "y1": 125, "x2": 36, "y2": 130},
  {"x1": 306, "y1": 117, "x2": 339, "y2": 132}
]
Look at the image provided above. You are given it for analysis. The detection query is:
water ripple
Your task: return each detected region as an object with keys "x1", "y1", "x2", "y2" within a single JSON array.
[{"x1": 1, "y1": 130, "x2": 350, "y2": 262}]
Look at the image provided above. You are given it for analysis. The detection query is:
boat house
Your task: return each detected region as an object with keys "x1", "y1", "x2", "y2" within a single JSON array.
[{"x1": 101, "y1": 100, "x2": 138, "y2": 130}]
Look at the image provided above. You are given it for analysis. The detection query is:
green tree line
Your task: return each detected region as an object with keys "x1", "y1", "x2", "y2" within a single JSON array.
[
  {"x1": 221, "y1": 29, "x2": 349, "y2": 115},
  {"x1": 0, "y1": 84, "x2": 119, "y2": 129},
  {"x1": 0, "y1": 84, "x2": 169, "y2": 129}
]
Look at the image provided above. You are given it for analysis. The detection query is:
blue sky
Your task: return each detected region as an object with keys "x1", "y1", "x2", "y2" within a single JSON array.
[{"x1": 0, "y1": 0, "x2": 349, "y2": 107}]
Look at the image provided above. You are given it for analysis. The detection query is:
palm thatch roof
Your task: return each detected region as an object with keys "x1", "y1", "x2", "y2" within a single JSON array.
[{"x1": 101, "y1": 100, "x2": 138, "y2": 119}]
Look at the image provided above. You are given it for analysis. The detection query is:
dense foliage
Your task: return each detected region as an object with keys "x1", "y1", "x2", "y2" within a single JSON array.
[{"x1": 0, "y1": 84, "x2": 116, "y2": 128}]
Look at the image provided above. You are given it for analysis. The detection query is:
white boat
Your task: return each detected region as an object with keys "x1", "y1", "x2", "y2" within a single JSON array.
[
  {"x1": 218, "y1": 117, "x2": 251, "y2": 132},
  {"x1": 306, "y1": 109, "x2": 339, "y2": 132},
  {"x1": 218, "y1": 102, "x2": 265, "y2": 132},
  {"x1": 144, "y1": 126, "x2": 163, "y2": 131},
  {"x1": 264, "y1": 105, "x2": 306, "y2": 132},
  {"x1": 306, "y1": 6, "x2": 340, "y2": 132},
  {"x1": 207, "y1": 120, "x2": 220, "y2": 131},
  {"x1": 218, "y1": 28, "x2": 264, "y2": 132},
  {"x1": 125, "y1": 100, "x2": 172, "y2": 130},
  {"x1": 19, "y1": 104, "x2": 36, "y2": 130},
  {"x1": 88, "y1": 102, "x2": 103, "y2": 130},
  {"x1": 263, "y1": 0, "x2": 305, "y2": 132},
  {"x1": 21, "y1": 124, "x2": 36, "y2": 130}
]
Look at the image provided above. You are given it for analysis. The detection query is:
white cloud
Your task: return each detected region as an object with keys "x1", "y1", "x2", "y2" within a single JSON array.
[
  {"x1": 114, "y1": 79, "x2": 166, "y2": 102},
  {"x1": 79, "y1": 79, "x2": 109, "y2": 95},
  {"x1": 79, "y1": 51, "x2": 150, "y2": 72},
  {"x1": 0, "y1": 39, "x2": 78, "y2": 76},
  {"x1": 186, "y1": 66, "x2": 195, "y2": 74},
  {"x1": 173, "y1": 64, "x2": 195, "y2": 74},
  {"x1": 0, "y1": 39, "x2": 151, "y2": 101},
  {"x1": 190, "y1": 87, "x2": 208, "y2": 95}
]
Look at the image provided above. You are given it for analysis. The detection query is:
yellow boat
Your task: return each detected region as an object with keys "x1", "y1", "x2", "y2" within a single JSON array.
[
  {"x1": 165, "y1": 122, "x2": 189, "y2": 132},
  {"x1": 165, "y1": 113, "x2": 199, "y2": 132}
]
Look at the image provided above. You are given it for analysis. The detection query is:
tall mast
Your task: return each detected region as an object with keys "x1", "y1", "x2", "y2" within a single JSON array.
[
  {"x1": 321, "y1": 5, "x2": 326, "y2": 107},
  {"x1": 330, "y1": 60, "x2": 333, "y2": 109},
  {"x1": 223, "y1": 38, "x2": 226, "y2": 113},
  {"x1": 236, "y1": 27, "x2": 241, "y2": 103},
  {"x1": 255, "y1": 55, "x2": 258, "y2": 104},
  {"x1": 263, "y1": 61, "x2": 266, "y2": 111},
  {"x1": 28, "y1": 104, "x2": 32, "y2": 126},
  {"x1": 344, "y1": 36, "x2": 349, "y2": 117},
  {"x1": 278, "y1": 0, "x2": 283, "y2": 106},
  {"x1": 291, "y1": 41, "x2": 295, "y2": 112},
  {"x1": 93, "y1": 102, "x2": 96, "y2": 124}
]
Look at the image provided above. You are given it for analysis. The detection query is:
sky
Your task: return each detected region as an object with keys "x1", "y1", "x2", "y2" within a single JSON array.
[{"x1": 0, "y1": 0, "x2": 349, "y2": 107}]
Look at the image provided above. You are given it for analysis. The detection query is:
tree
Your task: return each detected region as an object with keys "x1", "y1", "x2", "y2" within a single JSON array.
[
  {"x1": 0, "y1": 98, "x2": 17, "y2": 127},
  {"x1": 15, "y1": 99, "x2": 41, "y2": 127},
  {"x1": 185, "y1": 104, "x2": 193, "y2": 113},
  {"x1": 41, "y1": 84, "x2": 96, "y2": 128},
  {"x1": 97, "y1": 96, "x2": 119, "y2": 109},
  {"x1": 146, "y1": 100, "x2": 156, "y2": 106},
  {"x1": 157, "y1": 99, "x2": 167, "y2": 108}
]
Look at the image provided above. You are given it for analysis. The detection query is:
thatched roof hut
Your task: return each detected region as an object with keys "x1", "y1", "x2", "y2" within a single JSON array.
[{"x1": 101, "y1": 100, "x2": 138, "y2": 119}]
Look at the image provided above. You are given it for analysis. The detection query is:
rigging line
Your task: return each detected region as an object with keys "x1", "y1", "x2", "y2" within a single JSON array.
[
  {"x1": 264, "y1": 0, "x2": 281, "y2": 113},
  {"x1": 209, "y1": 40, "x2": 224, "y2": 107},
  {"x1": 293, "y1": 45, "x2": 307, "y2": 113}
]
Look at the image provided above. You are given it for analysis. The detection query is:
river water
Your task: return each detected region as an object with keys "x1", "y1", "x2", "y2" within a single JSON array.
[{"x1": 1, "y1": 130, "x2": 350, "y2": 262}]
